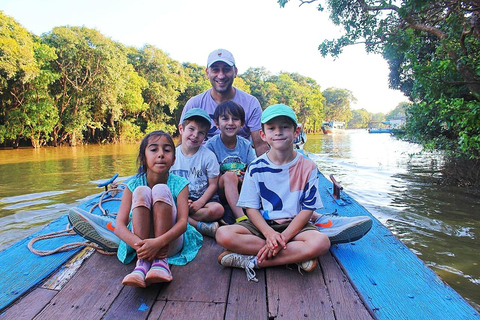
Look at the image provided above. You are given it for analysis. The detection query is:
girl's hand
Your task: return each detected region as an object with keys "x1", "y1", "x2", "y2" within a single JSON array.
[{"x1": 135, "y1": 238, "x2": 166, "y2": 261}]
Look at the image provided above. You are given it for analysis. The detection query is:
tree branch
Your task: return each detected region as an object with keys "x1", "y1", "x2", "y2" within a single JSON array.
[
  {"x1": 357, "y1": 0, "x2": 399, "y2": 12},
  {"x1": 299, "y1": 0, "x2": 317, "y2": 6}
]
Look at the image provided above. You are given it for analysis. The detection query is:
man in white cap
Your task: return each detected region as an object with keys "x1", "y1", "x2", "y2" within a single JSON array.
[{"x1": 180, "y1": 49, "x2": 268, "y2": 156}]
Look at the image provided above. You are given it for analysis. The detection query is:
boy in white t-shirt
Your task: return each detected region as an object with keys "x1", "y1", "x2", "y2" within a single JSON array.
[
  {"x1": 170, "y1": 108, "x2": 224, "y2": 237},
  {"x1": 215, "y1": 104, "x2": 330, "y2": 281}
]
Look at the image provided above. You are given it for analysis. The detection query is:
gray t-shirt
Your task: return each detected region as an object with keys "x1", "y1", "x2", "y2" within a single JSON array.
[
  {"x1": 170, "y1": 146, "x2": 220, "y2": 201},
  {"x1": 181, "y1": 88, "x2": 262, "y2": 142}
]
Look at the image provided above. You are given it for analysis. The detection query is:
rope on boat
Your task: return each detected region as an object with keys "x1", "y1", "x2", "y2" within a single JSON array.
[
  {"x1": 27, "y1": 181, "x2": 127, "y2": 256},
  {"x1": 27, "y1": 227, "x2": 115, "y2": 256},
  {"x1": 88, "y1": 182, "x2": 126, "y2": 215}
]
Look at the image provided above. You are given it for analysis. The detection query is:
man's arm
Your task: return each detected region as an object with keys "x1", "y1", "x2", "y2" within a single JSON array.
[{"x1": 251, "y1": 130, "x2": 269, "y2": 156}]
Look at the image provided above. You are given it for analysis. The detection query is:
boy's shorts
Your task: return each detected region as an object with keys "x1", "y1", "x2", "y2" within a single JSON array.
[{"x1": 237, "y1": 219, "x2": 319, "y2": 239}]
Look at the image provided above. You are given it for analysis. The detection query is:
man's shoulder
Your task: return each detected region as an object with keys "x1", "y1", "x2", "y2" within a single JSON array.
[
  {"x1": 186, "y1": 89, "x2": 213, "y2": 105},
  {"x1": 232, "y1": 88, "x2": 260, "y2": 104}
]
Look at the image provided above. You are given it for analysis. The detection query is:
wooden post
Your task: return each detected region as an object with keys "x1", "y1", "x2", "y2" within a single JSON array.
[{"x1": 330, "y1": 174, "x2": 343, "y2": 199}]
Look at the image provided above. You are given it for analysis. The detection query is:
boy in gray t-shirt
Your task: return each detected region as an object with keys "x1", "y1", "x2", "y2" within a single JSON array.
[{"x1": 170, "y1": 108, "x2": 224, "y2": 238}]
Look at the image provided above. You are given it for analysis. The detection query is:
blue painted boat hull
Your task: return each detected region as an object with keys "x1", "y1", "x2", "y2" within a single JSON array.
[{"x1": 1, "y1": 170, "x2": 478, "y2": 318}]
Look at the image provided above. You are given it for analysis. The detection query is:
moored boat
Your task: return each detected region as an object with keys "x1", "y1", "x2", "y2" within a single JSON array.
[
  {"x1": 321, "y1": 121, "x2": 345, "y2": 134},
  {"x1": 368, "y1": 121, "x2": 391, "y2": 133},
  {"x1": 0, "y1": 160, "x2": 479, "y2": 319}
]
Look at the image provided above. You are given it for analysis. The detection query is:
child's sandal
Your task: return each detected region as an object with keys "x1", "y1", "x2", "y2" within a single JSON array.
[
  {"x1": 122, "y1": 259, "x2": 150, "y2": 288},
  {"x1": 145, "y1": 258, "x2": 172, "y2": 285}
]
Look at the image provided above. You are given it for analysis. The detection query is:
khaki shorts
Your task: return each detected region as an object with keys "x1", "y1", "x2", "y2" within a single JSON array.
[{"x1": 237, "y1": 219, "x2": 319, "y2": 239}]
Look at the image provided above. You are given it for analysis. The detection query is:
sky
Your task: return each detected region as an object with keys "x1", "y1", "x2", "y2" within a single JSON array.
[{"x1": 1, "y1": 0, "x2": 408, "y2": 113}]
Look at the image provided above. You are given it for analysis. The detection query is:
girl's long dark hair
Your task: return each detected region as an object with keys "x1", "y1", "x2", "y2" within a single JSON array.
[{"x1": 137, "y1": 130, "x2": 176, "y2": 175}]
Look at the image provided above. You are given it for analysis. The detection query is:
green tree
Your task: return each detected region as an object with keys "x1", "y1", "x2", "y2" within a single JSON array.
[
  {"x1": 278, "y1": 0, "x2": 480, "y2": 163},
  {"x1": 349, "y1": 108, "x2": 370, "y2": 128},
  {"x1": 371, "y1": 112, "x2": 386, "y2": 122},
  {"x1": 128, "y1": 45, "x2": 187, "y2": 135},
  {"x1": 0, "y1": 11, "x2": 38, "y2": 90},
  {"x1": 268, "y1": 72, "x2": 325, "y2": 131},
  {"x1": 42, "y1": 26, "x2": 132, "y2": 145},
  {"x1": 117, "y1": 62, "x2": 149, "y2": 142},
  {"x1": 0, "y1": 12, "x2": 58, "y2": 147},
  {"x1": 240, "y1": 67, "x2": 280, "y2": 108},
  {"x1": 175, "y1": 62, "x2": 210, "y2": 127},
  {"x1": 386, "y1": 102, "x2": 409, "y2": 120},
  {"x1": 322, "y1": 87, "x2": 355, "y2": 124}
]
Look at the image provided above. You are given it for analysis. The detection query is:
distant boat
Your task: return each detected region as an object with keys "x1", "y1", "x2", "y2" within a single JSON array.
[
  {"x1": 368, "y1": 121, "x2": 391, "y2": 134},
  {"x1": 368, "y1": 128, "x2": 391, "y2": 134},
  {"x1": 321, "y1": 121, "x2": 345, "y2": 134}
]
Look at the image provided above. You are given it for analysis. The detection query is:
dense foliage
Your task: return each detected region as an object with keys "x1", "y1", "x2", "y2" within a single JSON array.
[
  {"x1": 2, "y1": 11, "x2": 389, "y2": 147},
  {"x1": 278, "y1": 0, "x2": 480, "y2": 165}
]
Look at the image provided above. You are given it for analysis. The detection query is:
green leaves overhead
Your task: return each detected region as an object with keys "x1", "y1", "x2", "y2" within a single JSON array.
[{"x1": 279, "y1": 0, "x2": 480, "y2": 162}]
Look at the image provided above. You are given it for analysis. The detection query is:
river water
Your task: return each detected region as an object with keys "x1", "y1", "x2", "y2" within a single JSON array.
[{"x1": 0, "y1": 130, "x2": 479, "y2": 311}]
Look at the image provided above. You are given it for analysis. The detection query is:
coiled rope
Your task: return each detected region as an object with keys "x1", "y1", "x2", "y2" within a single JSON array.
[
  {"x1": 27, "y1": 227, "x2": 115, "y2": 256},
  {"x1": 27, "y1": 181, "x2": 127, "y2": 256}
]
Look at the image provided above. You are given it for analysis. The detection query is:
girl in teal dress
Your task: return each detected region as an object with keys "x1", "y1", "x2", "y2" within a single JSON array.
[{"x1": 115, "y1": 131, "x2": 192, "y2": 287}]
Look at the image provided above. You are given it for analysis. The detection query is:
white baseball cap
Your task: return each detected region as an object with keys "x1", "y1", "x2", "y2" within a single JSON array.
[{"x1": 207, "y1": 49, "x2": 235, "y2": 68}]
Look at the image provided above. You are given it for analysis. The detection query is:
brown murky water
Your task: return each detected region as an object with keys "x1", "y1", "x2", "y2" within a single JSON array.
[{"x1": 0, "y1": 131, "x2": 478, "y2": 310}]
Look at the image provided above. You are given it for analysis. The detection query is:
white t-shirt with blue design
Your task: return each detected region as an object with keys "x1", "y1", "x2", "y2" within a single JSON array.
[{"x1": 237, "y1": 152, "x2": 323, "y2": 221}]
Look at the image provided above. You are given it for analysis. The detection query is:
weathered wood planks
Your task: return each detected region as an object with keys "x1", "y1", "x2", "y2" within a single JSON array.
[{"x1": 1, "y1": 236, "x2": 372, "y2": 319}]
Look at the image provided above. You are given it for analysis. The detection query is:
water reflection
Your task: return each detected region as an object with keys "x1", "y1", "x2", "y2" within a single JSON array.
[
  {"x1": 0, "y1": 144, "x2": 138, "y2": 250},
  {"x1": 306, "y1": 130, "x2": 479, "y2": 311}
]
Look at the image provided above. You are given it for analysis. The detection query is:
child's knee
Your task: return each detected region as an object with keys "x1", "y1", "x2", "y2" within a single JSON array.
[
  {"x1": 315, "y1": 233, "x2": 331, "y2": 256},
  {"x1": 132, "y1": 186, "x2": 152, "y2": 209},
  {"x1": 222, "y1": 171, "x2": 238, "y2": 184},
  {"x1": 215, "y1": 226, "x2": 233, "y2": 246},
  {"x1": 209, "y1": 203, "x2": 225, "y2": 219},
  {"x1": 152, "y1": 184, "x2": 174, "y2": 208}
]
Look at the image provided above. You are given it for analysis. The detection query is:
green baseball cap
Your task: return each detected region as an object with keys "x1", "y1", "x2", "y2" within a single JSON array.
[
  {"x1": 183, "y1": 108, "x2": 212, "y2": 128},
  {"x1": 261, "y1": 104, "x2": 298, "y2": 125}
]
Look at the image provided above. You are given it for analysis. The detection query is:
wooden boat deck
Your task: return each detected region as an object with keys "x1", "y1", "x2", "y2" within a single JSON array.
[
  {"x1": 2, "y1": 166, "x2": 479, "y2": 319},
  {"x1": 2, "y1": 236, "x2": 373, "y2": 320}
]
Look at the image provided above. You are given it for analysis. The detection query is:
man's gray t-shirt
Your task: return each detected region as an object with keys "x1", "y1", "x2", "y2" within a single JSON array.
[{"x1": 181, "y1": 88, "x2": 262, "y2": 142}]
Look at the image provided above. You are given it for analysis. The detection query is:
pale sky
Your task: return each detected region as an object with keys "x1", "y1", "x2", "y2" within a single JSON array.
[{"x1": 2, "y1": 0, "x2": 408, "y2": 113}]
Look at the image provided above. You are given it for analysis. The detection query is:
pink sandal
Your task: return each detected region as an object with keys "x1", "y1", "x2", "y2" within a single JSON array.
[{"x1": 145, "y1": 258, "x2": 172, "y2": 285}]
